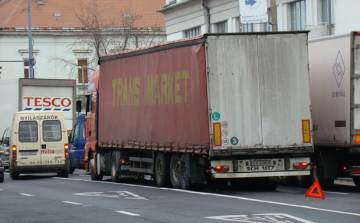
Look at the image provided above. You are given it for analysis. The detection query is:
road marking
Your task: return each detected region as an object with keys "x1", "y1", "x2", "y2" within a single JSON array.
[
  {"x1": 62, "y1": 201, "x2": 91, "y2": 206},
  {"x1": 19, "y1": 193, "x2": 34, "y2": 197},
  {"x1": 323, "y1": 191, "x2": 348, "y2": 195},
  {"x1": 0, "y1": 189, "x2": 3, "y2": 191},
  {"x1": 116, "y1": 211, "x2": 140, "y2": 217},
  {"x1": 206, "y1": 213, "x2": 314, "y2": 223},
  {"x1": 56, "y1": 177, "x2": 360, "y2": 217},
  {"x1": 73, "y1": 191, "x2": 148, "y2": 200}
]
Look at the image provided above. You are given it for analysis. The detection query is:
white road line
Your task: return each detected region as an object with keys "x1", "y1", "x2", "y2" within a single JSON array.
[
  {"x1": 19, "y1": 193, "x2": 34, "y2": 197},
  {"x1": 0, "y1": 189, "x2": 3, "y2": 191},
  {"x1": 56, "y1": 177, "x2": 360, "y2": 217},
  {"x1": 62, "y1": 201, "x2": 84, "y2": 205},
  {"x1": 116, "y1": 211, "x2": 140, "y2": 217},
  {"x1": 323, "y1": 191, "x2": 348, "y2": 195}
]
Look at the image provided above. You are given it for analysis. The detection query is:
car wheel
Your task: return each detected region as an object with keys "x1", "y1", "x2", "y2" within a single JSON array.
[
  {"x1": 0, "y1": 171, "x2": 4, "y2": 183},
  {"x1": 68, "y1": 163, "x2": 75, "y2": 174}
]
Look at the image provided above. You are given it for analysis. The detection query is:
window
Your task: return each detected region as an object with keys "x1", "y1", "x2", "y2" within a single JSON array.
[
  {"x1": 321, "y1": 0, "x2": 328, "y2": 24},
  {"x1": 42, "y1": 120, "x2": 62, "y2": 142},
  {"x1": 184, "y1": 27, "x2": 201, "y2": 38},
  {"x1": 24, "y1": 61, "x2": 35, "y2": 78},
  {"x1": 290, "y1": 0, "x2": 306, "y2": 31},
  {"x1": 216, "y1": 21, "x2": 228, "y2": 33},
  {"x1": 69, "y1": 124, "x2": 79, "y2": 143},
  {"x1": 78, "y1": 59, "x2": 88, "y2": 83},
  {"x1": 19, "y1": 121, "x2": 38, "y2": 143}
]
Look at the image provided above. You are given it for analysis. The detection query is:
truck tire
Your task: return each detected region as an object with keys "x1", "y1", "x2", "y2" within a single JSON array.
[
  {"x1": 180, "y1": 154, "x2": 191, "y2": 190},
  {"x1": 170, "y1": 154, "x2": 181, "y2": 188},
  {"x1": 0, "y1": 171, "x2": 4, "y2": 182},
  {"x1": 155, "y1": 153, "x2": 170, "y2": 187},
  {"x1": 111, "y1": 156, "x2": 119, "y2": 182},
  {"x1": 312, "y1": 152, "x2": 334, "y2": 189},
  {"x1": 90, "y1": 156, "x2": 103, "y2": 181},
  {"x1": 353, "y1": 176, "x2": 360, "y2": 187}
]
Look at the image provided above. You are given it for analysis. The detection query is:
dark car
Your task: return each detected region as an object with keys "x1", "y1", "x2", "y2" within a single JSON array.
[
  {"x1": 0, "y1": 157, "x2": 4, "y2": 182},
  {"x1": 0, "y1": 127, "x2": 10, "y2": 170}
]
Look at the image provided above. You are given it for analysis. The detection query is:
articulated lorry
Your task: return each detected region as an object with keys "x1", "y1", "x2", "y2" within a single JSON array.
[
  {"x1": 0, "y1": 78, "x2": 77, "y2": 135},
  {"x1": 308, "y1": 31, "x2": 360, "y2": 187},
  {"x1": 84, "y1": 32, "x2": 313, "y2": 190}
]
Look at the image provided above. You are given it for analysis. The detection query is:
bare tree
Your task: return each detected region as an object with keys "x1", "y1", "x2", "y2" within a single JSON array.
[{"x1": 49, "y1": 0, "x2": 166, "y2": 81}]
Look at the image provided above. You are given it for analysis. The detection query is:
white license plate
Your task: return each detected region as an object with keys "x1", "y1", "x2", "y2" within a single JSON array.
[
  {"x1": 120, "y1": 165, "x2": 130, "y2": 170},
  {"x1": 238, "y1": 159, "x2": 281, "y2": 172}
]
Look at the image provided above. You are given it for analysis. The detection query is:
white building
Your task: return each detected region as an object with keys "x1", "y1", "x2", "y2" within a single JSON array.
[{"x1": 157, "y1": 0, "x2": 360, "y2": 41}]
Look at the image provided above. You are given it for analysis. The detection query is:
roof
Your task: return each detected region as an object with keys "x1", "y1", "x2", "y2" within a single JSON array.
[{"x1": 0, "y1": 0, "x2": 165, "y2": 30}]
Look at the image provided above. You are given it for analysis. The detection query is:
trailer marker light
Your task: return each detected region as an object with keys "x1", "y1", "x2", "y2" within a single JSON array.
[
  {"x1": 12, "y1": 145, "x2": 17, "y2": 159},
  {"x1": 215, "y1": 165, "x2": 229, "y2": 172},
  {"x1": 343, "y1": 166, "x2": 347, "y2": 170},
  {"x1": 354, "y1": 135, "x2": 360, "y2": 143},
  {"x1": 350, "y1": 166, "x2": 360, "y2": 175},
  {"x1": 293, "y1": 162, "x2": 309, "y2": 169}
]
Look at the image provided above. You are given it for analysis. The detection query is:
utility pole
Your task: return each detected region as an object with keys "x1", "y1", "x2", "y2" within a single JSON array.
[
  {"x1": 270, "y1": 0, "x2": 278, "y2": 31},
  {"x1": 27, "y1": 0, "x2": 34, "y2": 78}
]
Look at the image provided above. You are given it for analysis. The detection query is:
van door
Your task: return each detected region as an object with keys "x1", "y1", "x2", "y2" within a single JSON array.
[
  {"x1": 17, "y1": 120, "x2": 40, "y2": 167},
  {"x1": 40, "y1": 119, "x2": 66, "y2": 166}
]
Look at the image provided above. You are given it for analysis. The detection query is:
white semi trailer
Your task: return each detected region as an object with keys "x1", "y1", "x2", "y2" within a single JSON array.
[{"x1": 308, "y1": 31, "x2": 360, "y2": 187}]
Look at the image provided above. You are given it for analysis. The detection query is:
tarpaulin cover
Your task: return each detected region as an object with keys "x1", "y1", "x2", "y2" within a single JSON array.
[{"x1": 98, "y1": 44, "x2": 209, "y2": 149}]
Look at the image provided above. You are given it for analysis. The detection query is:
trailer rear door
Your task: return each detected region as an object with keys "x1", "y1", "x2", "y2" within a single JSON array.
[{"x1": 206, "y1": 33, "x2": 312, "y2": 151}]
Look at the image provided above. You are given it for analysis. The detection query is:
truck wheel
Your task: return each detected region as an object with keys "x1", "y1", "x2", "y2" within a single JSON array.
[
  {"x1": 90, "y1": 156, "x2": 103, "y2": 181},
  {"x1": 0, "y1": 171, "x2": 4, "y2": 182},
  {"x1": 312, "y1": 153, "x2": 334, "y2": 189},
  {"x1": 180, "y1": 154, "x2": 191, "y2": 190},
  {"x1": 170, "y1": 154, "x2": 181, "y2": 188},
  {"x1": 155, "y1": 153, "x2": 170, "y2": 187},
  {"x1": 353, "y1": 176, "x2": 360, "y2": 187},
  {"x1": 111, "y1": 156, "x2": 119, "y2": 182}
]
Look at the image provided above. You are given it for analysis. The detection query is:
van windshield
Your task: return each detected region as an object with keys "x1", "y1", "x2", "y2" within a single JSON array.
[
  {"x1": 19, "y1": 121, "x2": 38, "y2": 142},
  {"x1": 43, "y1": 120, "x2": 62, "y2": 142}
]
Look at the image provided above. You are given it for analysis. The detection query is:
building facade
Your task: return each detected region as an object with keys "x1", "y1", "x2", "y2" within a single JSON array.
[
  {"x1": 157, "y1": 0, "x2": 360, "y2": 41},
  {"x1": 0, "y1": 0, "x2": 166, "y2": 95}
]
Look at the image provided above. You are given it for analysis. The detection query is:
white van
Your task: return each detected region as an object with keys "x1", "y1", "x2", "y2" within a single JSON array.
[{"x1": 9, "y1": 111, "x2": 69, "y2": 179}]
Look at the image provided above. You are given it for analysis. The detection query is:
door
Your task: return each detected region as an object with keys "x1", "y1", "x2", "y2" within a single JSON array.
[
  {"x1": 69, "y1": 122, "x2": 85, "y2": 167},
  {"x1": 17, "y1": 121, "x2": 40, "y2": 167},
  {"x1": 40, "y1": 119, "x2": 65, "y2": 166}
]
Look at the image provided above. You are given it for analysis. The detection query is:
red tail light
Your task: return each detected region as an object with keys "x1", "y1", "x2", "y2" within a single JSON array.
[
  {"x1": 293, "y1": 162, "x2": 309, "y2": 169},
  {"x1": 350, "y1": 166, "x2": 360, "y2": 175},
  {"x1": 215, "y1": 165, "x2": 230, "y2": 172},
  {"x1": 12, "y1": 145, "x2": 17, "y2": 159},
  {"x1": 121, "y1": 159, "x2": 130, "y2": 165},
  {"x1": 64, "y1": 144, "x2": 69, "y2": 158}
]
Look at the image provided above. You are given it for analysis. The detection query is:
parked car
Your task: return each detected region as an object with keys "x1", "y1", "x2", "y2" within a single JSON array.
[
  {"x1": 0, "y1": 157, "x2": 4, "y2": 182},
  {"x1": 0, "y1": 127, "x2": 10, "y2": 170}
]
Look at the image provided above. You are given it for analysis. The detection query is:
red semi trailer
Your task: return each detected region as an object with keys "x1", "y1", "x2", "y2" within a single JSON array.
[{"x1": 84, "y1": 33, "x2": 313, "y2": 190}]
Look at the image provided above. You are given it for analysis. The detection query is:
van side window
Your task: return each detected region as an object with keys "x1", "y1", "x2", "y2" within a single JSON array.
[
  {"x1": 43, "y1": 120, "x2": 62, "y2": 142},
  {"x1": 19, "y1": 121, "x2": 38, "y2": 142}
]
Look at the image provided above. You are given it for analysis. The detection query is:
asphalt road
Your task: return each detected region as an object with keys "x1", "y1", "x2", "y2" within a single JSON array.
[{"x1": 0, "y1": 170, "x2": 359, "y2": 223}]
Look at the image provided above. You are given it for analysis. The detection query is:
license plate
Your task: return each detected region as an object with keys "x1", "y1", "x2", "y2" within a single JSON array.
[
  {"x1": 238, "y1": 159, "x2": 278, "y2": 172},
  {"x1": 120, "y1": 165, "x2": 130, "y2": 170},
  {"x1": 20, "y1": 151, "x2": 37, "y2": 156}
]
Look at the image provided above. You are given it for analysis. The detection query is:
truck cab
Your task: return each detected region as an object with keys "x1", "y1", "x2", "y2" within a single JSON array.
[{"x1": 68, "y1": 114, "x2": 86, "y2": 173}]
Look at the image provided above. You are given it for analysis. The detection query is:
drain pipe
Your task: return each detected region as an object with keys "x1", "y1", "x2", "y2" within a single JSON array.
[{"x1": 201, "y1": 0, "x2": 211, "y2": 33}]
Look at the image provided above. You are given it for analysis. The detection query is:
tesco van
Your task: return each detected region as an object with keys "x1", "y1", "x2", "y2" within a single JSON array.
[{"x1": 9, "y1": 111, "x2": 69, "y2": 180}]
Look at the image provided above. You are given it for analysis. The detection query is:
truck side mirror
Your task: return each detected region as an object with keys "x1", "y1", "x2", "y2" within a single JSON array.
[
  {"x1": 68, "y1": 135, "x2": 72, "y2": 143},
  {"x1": 76, "y1": 101, "x2": 82, "y2": 113}
]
